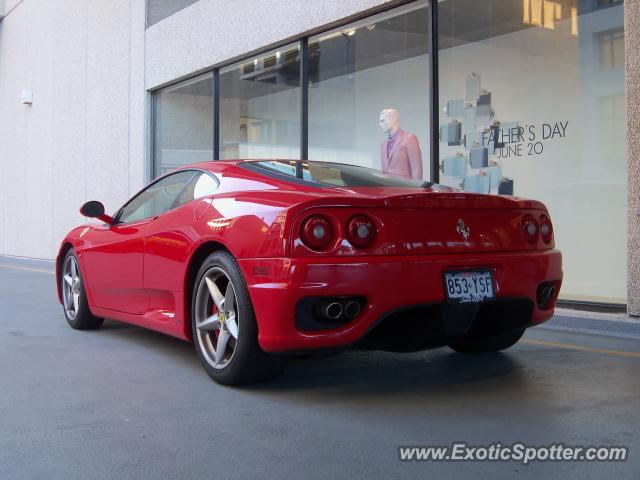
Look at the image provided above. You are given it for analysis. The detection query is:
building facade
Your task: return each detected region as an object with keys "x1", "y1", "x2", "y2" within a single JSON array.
[{"x1": 0, "y1": 0, "x2": 637, "y2": 314}]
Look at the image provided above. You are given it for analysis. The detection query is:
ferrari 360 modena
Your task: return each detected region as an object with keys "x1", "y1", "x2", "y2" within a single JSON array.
[{"x1": 57, "y1": 160, "x2": 562, "y2": 384}]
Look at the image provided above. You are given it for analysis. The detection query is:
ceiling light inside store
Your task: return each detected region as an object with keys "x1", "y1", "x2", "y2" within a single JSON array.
[
  {"x1": 571, "y1": 7, "x2": 578, "y2": 35},
  {"x1": 543, "y1": 1, "x2": 561, "y2": 30},
  {"x1": 522, "y1": 0, "x2": 577, "y2": 35},
  {"x1": 526, "y1": 0, "x2": 543, "y2": 26}
]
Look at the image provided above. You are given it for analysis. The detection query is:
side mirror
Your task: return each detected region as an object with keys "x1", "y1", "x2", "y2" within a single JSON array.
[{"x1": 80, "y1": 201, "x2": 114, "y2": 224}]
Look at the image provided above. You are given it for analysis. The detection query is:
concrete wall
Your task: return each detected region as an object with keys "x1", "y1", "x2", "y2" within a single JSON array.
[
  {"x1": 0, "y1": 0, "x2": 147, "y2": 259},
  {"x1": 625, "y1": 0, "x2": 640, "y2": 316},
  {"x1": 144, "y1": 0, "x2": 397, "y2": 89}
]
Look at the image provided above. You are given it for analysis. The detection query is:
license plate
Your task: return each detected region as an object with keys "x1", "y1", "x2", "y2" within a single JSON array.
[{"x1": 444, "y1": 270, "x2": 495, "y2": 303}]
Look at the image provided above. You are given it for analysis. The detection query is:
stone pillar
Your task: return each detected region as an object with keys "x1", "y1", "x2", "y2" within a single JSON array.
[{"x1": 626, "y1": 0, "x2": 640, "y2": 316}]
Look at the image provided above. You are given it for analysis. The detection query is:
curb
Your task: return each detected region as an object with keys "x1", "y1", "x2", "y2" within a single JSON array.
[
  {"x1": 542, "y1": 314, "x2": 640, "y2": 341},
  {"x1": 0, "y1": 255, "x2": 55, "y2": 274}
]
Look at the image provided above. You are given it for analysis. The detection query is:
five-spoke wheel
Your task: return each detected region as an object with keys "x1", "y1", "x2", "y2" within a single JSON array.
[
  {"x1": 60, "y1": 249, "x2": 103, "y2": 330},
  {"x1": 191, "y1": 251, "x2": 284, "y2": 385},
  {"x1": 62, "y1": 255, "x2": 81, "y2": 320},
  {"x1": 194, "y1": 267, "x2": 240, "y2": 369}
]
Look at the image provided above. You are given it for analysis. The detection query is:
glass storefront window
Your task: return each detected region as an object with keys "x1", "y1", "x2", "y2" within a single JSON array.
[
  {"x1": 437, "y1": 0, "x2": 627, "y2": 303},
  {"x1": 219, "y1": 44, "x2": 301, "y2": 160},
  {"x1": 153, "y1": 73, "x2": 213, "y2": 177},
  {"x1": 308, "y1": 1, "x2": 431, "y2": 180},
  {"x1": 148, "y1": 0, "x2": 629, "y2": 306}
]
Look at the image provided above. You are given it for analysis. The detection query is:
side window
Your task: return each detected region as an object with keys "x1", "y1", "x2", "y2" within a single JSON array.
[
  {"x1": 175, "y1": 172, "x2": 218, "y2": 207},
  {"x1": 118, "y1": 170, "x2": 196, "y2": 223}
]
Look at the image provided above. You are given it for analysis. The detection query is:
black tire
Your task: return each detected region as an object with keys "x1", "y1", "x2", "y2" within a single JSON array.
[
  {"x1": 60, "y1": 249, "x2": 104, "y2": 330},
  {"x1": 191, "y1": 251, "x2": 285, "y2": 385},
  {"x1": 449, "y1": 327, "x2": 525, "y2": 354}
]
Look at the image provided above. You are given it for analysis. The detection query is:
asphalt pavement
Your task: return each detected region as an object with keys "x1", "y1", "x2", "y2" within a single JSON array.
[{"x1": 0, "y1": 256, "x2": 638, "y2": 479}]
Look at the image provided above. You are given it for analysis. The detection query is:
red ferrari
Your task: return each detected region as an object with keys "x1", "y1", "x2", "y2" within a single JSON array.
[{"x1": 57, "y1": 160, "x2": 562, "y2": 384}]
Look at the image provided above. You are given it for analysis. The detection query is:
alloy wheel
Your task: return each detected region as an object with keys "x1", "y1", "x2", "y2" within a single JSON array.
[
  {"x1": 194, "y1": 267, "x2": 239, "y2": 369},
  {"x1": 62, "y1": 256, "x2": 81, "y2": 320}
]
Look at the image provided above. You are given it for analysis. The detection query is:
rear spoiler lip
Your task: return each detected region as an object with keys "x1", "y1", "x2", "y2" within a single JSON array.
[
  {"x1": 291, "y1": 193, "x2": 548, "y2": 211},
  {"x1": 381, "y1": 192, "x2": 547, "y2": 210}
]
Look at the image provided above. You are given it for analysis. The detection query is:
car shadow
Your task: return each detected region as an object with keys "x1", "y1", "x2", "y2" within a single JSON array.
[
  {"x1": 251, "y1": 349, "x2": 524, "y2": 397},
  {"x1": 99, "y1": 321, "x2": 133, "y2": 331},
  {"x1": 97, "y1": 320, "x2": 526, "y2": 402},
  {"x1": 98, "y1": 319, "x2": 199, "y2": 371}
]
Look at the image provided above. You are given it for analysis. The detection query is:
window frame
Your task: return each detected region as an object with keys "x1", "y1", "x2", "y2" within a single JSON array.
[
  {"x1": 151, "y1": 72, "x2": 214, "y2": 179},
  {"x1": 113, "y1": 168, "x2": 218, "y2": 225},
  {"x1": 172, "y1": 170, "x2": 221, "y2": 209},
  {"x1": 150, "y1": 0, "x2": 439, "y2": 181},
  {"x1": 599, "y1": 28, "x2": 625, "y2": 70},
  {"x1": 217, "y1": 42, "x2": 302, "y2": 161}
]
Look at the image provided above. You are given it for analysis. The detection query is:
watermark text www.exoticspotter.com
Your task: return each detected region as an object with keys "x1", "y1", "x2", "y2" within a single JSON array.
[{"x1": 398, "y1": 442, "x2": 628, "y2": 465}]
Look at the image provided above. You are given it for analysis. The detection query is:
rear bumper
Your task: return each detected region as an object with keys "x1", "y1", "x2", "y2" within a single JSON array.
[{"x1": 239, "y1": 249, "x2": 562, "y2": 353}]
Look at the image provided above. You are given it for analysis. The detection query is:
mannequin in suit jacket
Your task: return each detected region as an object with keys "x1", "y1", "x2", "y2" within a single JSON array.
[{"x1": 379, "y1": 109, "x2": 423, "y2": 180}]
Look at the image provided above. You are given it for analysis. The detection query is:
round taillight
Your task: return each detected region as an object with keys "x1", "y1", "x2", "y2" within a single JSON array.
[
  {"x1": 347, "y1": 215, "x2": 376, "y2": 248},
  {"x1": 300, "y1": 215, "x2": 334, "y2": 250},
  {"x1": 521, "y1": 214, "x2": 540, "y2": 244},
  {"x1": 539, "y1": 214, "x2": 553, "y2": 244}
]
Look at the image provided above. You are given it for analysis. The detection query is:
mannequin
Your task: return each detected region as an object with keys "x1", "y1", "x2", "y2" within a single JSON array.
[{"x1": 379, "y1": 108, "x2": 423, "y2": 180}]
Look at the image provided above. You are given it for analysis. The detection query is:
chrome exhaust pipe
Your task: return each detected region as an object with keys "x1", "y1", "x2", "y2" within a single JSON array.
[
  {"x1": 545, "y1": 286, "x2": 556, "y2": 303},
  {"x1": 539, "y1": 286, "x2": 551, "y2": 304},
  {"x1": 344, "y1": 300, "x2": 362, "y2": 319},
  {"x1": 324, "y1": 302, "x2": 343, "y2": 321},
  {"x1": 538, "y1": 285, "x2": 556, "y2": 307}
]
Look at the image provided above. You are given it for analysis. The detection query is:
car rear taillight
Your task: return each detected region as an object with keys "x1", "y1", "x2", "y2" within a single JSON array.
[
  {"x1": 346, "y1": 215, "x2": 376, "y2": 248},
  {"x1": 300, "y1": 215, "x2": 334, "y2": 250},
  {"x1": 521, "y1": 214, "x2": 540, "y2": 244},
  {"x1": 539, "y1": 214, "x2": 553, "y2": 244}
]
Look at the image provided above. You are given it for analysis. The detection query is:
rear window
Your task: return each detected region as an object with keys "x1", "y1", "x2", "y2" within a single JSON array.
[{"x1": 242, "y1": 160, "x2": 434, "y2": 188}]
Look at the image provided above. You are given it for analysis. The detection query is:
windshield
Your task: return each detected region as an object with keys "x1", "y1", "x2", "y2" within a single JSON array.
[{"x1": 241, "y1": 160, "x2": 435, "y2": 189}]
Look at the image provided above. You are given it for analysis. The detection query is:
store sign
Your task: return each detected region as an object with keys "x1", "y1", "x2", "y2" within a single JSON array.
[
  {"x1": 493, "y1": 121, "x2": 569, "y2": 159},
  {"x1": 439, "y1": 73, "x2": 575, "y2": 196}
]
